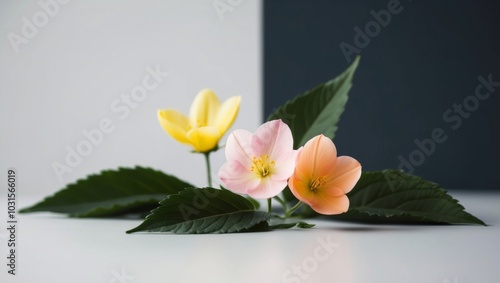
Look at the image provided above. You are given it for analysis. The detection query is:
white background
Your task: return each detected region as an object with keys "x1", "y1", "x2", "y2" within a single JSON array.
[
  {"x1": 0, "y1": 0, "x2": 261, "y2": 197},
  {"x1": 2, "y1": 2, "x2": 499, "y2": 283}
]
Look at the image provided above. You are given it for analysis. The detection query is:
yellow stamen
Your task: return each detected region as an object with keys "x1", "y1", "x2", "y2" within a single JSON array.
[
  {"x1": 309, "y1": 177, "x2": 325, "y2": 193},
  {"x1": 251, "y1": 155, "x2": 276, "y2": 178}
]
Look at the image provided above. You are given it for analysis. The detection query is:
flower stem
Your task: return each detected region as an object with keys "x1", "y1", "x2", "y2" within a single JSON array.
[
  {"x1": 203, "y1": 152, "x2": 212, "y2": 187},
  {"x1": 267, "y1": 198, "x2": 272, "y2": 213},
  {"x1": 273, "y1": 195, "x2": 288, "y2": 212},
  {"x1": 285, "y1": 201, "x2": 303, "y2": 218}
]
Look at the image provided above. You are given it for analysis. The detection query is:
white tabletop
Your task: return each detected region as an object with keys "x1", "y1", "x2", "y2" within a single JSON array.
[{"x1": 1, "y1": 191, "x2": 499, "y2": 283}]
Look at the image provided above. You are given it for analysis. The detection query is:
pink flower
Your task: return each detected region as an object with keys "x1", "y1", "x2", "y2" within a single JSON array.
[
  {"x1": 288, "y1": 134, "x2": 362, "y2": 215},
  {"x1": 219, "y1": 119, "x2": 296, "y2": 199}
]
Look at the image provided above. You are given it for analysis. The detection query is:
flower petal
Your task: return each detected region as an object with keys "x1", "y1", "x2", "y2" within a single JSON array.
[
  {"x1": 189, "y1": 89, "x2": 220, "y2": 128},
  {"x1": 251, "y1": 119, "x2": 294, "y2": 161},
  {"x1": 324, "y1": 156, "x2": 362, "y2": 194},
  {"x1": 157, "y1": 109, "x2": 191, "y2": 144},
  {"x1": 311, "y1": 194, "x2": 350, "y2": 215},
  {"x1": 323, "y1": 186, "x2": 346, "y2": 198},
  {"x1": 225, "y1": 129, "x2": 254, "y2": 168},
  {"x1": 247, "y1": 177, "x2": 288, "y2": 199},
  {"x1": 295, "y1": 135, "x2": 337, "y2": 178},
  {"x1": 271, "y1": 151, "x2": 296, "y2": 180},
  {"x1": 213, "y1": 96, "x2": 241, "y2": 136},
  {"x1": 219, "y1": 160, "x2": 259, "y2": 194},
  {"x1": 288, "y1": 173, "x2": 315, "y2": 204},
  {"x1": 186, "y1": 126, "x2": 220, "y2": 152}
]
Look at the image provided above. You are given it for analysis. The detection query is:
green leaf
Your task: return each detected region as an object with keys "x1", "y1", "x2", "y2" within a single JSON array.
[
  {"x1": 220, "y1": 185, "x2": 260, "y2": 209},
  {"x1": 127, "y1": 188, "x2": 272, "y2": 234},
  {"x1": 330, "y1": 170, "x2": 485, "y2": 225},
  {"x1": 245, "y1": 196, "x2": 261, "y2": 210},
  {"x1": 20, "y1": 166, "x2": 192, "y2": 217},
  {"x1": 269, "y1": 218, "x2": 315, "y2": 230},
  {"x1": 267, "y1": 56, "x2": 360, "y2": 149}
]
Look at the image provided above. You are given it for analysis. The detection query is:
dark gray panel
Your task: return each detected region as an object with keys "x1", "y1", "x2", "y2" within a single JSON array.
[{"x1": 264, "y1": 0, "x2": 500, "y2": 190}]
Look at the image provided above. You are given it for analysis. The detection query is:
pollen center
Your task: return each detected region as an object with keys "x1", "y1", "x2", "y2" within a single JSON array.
[
  {"x1": 309, "y1": 177, "x2": 325, "y2": 192},
  {"x1": 251, "y1": 155, "x2": 276, "y2": 178}
]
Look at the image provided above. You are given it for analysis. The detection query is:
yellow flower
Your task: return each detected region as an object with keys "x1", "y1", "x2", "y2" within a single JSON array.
[{"x1": 158, "y1": 89, "x2": 241, "y2": 153}]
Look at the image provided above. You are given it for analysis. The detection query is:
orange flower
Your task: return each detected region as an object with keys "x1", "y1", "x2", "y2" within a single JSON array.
[{"x1": 288, "y1": 135, "x2": 362, "y2": 215}]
